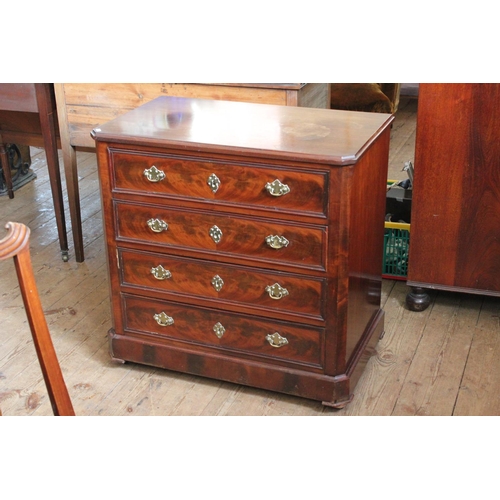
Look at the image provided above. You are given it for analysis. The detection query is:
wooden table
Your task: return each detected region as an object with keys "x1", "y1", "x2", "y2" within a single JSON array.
[
  {"x1": 0, "y1": 83, "x2": 69, "y2": 261},
  {"x1": 54, "y1": 83, "x2": 331, "y2": 262},
  {"x1": 406, "y1": 83, "x2": 500, "y2": 310}
]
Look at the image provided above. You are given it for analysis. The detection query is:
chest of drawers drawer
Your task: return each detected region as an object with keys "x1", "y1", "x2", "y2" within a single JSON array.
[
  {"x1": 115, "y1": 201, "x2": 327, "y2": 270},
  {"x1": 122, "y1": 295, "x2": 324, "y2": 368},
  {"x1": 119, "y1": 249, "x2": 326, "y2": 322},
  {"x1": 93, "y1": 96, "x2": 394, "y2": 407},
  {"x1": 110, "y1": 150, "x2": 328, "y2": 218}
]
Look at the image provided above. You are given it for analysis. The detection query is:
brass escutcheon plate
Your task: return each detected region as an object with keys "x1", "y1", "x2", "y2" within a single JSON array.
[
  {"x1": 211, "y1": 275, "x2": 224, "y2": 292},
  {"x1": 207, "y1": 173, "x2": 221, "y2": 193},
  {"x1": 213, "y1": 322, "x2": 225, "y2": 339},
  {"x1": 209, "y1": 225, "x2": 223, "y2": 244}
]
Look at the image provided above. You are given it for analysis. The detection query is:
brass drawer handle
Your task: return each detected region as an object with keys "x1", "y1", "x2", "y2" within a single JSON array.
[
  {"x1": 266, "y1": 332, "x2": 289, "y2": 348},
  {"x1": 207, "y1": 173, "x2": 221, "y2": 193},
  {"x1": 265, "y1": 283, "x2": 289, "y2": 300},
  {"x1": 265, "y1": 235, "x2": 289, "y2": 249},
  {"x1": 265, "y1": 179, "x2": 290, "y2": 197},
  {"x1": 144, "y1": 165, "x2": 166, "y2": 182},
  {"x1": 213, "y1": 322, "x2": 225, "y2": 339},
  {"x1": 147, "y1": 218, "x2": 168, "y2": 233},
  {"x1": 154, "y1": 312, "x2": 174, "y2": 327},
  {"x1": 151, "y1": 265, "x2": 172, "y2": 280}
]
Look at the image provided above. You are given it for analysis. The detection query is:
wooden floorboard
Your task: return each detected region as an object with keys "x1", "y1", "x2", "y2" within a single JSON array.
[
  {"x1": 454, "y1": 295, "x2": 500, "y2": 415},
  {"x1": 1, "y1": 97, "x2": 499, "y2": 416}
]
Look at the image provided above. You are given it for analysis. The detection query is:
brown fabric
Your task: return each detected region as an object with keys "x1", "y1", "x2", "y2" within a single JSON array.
[
  {"x1": 380, "y1": 83, "x2": 401, "y2": 110},
  {"x1": 330, "y1": 83, "x2": 394, "y2": 113}
]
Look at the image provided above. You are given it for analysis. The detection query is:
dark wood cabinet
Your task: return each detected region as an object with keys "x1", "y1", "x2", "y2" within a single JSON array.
[
  {"x1": 92, "y1": 96, "x2": 393, "y2": 407},
  {"x1": 0, "y1": 83, "x2": 68, "y2": 261},
  {"x1": 407, "y1": 84, "x2": 500, "y2": 310}
]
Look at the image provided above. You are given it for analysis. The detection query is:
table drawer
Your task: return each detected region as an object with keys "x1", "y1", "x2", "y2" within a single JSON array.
[
  {"x1": 119, "y1": 249, "x2": 326, "y2": 321},
  {"x1": 111, "y1": 150, "x2": 328, "y2": 217},
  {"x1": 123, "y1": 294, "x2": 324, "y2": 368},
  {"x1": 115, "y1": 202, "x2": 327, "y2": 270}
]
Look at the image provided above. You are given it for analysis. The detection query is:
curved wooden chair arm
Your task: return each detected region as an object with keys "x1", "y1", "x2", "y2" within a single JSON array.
[
  {"x1": 0, "y1": 220, "x2": 31, "y2": 259},
  {"x1": 0, "y1": 222, "x2": 75, "y2": 416}
]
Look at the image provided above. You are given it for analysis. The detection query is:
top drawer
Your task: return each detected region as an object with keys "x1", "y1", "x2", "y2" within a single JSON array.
[{"x1": 110, "y1": 150, "x2": 328, "y2": 217}]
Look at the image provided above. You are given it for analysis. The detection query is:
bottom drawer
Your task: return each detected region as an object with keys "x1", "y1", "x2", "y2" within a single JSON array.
[{"x1": 122, "y1": 294, "x2": 324, "y2": 368}]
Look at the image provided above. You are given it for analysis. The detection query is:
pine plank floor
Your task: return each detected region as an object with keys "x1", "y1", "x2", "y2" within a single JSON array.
[{"x1": 1, "y1": 98, "x2": 499, "y2": 416}]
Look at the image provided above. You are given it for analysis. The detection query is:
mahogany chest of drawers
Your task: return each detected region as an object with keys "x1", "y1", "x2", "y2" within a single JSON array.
[{"x1": 92, "y1": 96, "x2": 393, "y2": 407}]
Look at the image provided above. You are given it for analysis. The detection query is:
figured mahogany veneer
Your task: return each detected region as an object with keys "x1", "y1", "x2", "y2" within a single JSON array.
[
  {"x1": 111, "y1": 150, "x2": 328, "y2": 217},
  {"x1": 406, "y1": 84, "x2": 500, "y2": 310},
  {"x1": 115, "y1": 201, "x2": 327, "y2": 270},
  {"x1": 93, "y1": 96, "x2": 393, "y2": 407},
  {"x1": 123, "y1": 295, "x2": 324, "y2": 368},
  {"x1": 119, "y1": 249, "x2": 325, "y2": 323}
]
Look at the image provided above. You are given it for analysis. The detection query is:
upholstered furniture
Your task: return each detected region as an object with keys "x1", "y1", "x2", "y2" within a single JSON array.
[{"x1": 330, "y1": 83, "x2": 400, "y2": 114}]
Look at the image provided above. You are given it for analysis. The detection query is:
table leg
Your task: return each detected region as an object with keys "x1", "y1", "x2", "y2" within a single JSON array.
[
  {"x1": 53, "y1": 84, "x2": 84, "y2": 263},
  {"x1": 62, "y1": 145, "x2": 83, "y2": 262},
  {"x1": 35, "y1": 84, "x2": 69, "y2": 261},
  {"x1": 0, "y1": 142, "x2": 14, "y2": 199}
]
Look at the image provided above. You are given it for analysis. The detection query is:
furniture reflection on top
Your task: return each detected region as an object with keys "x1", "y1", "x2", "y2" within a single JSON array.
[
  {"x1": 0, "y1": 221, "x2": 74, "y2": 416},
  {"x1": 0, "y1": 83, "x2": 69, "y2": 261},
  {"x1": 54, "y1": 83, "x2": 331, "y2": 262}
]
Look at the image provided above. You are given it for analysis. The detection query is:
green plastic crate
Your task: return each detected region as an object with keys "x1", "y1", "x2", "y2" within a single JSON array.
[{"x1": 383, "y1": 221, "x2": 410, "y2": 280}]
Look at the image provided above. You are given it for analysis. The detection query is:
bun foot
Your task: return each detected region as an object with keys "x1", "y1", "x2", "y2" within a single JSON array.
[{"x1": 406, "y1": 287, "x2": 431, "y2": 312}]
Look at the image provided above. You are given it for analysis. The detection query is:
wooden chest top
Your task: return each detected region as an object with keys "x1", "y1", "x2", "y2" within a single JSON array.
[{"x1": 91, "y1": 96, "x2": 392, "y2": 165}]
